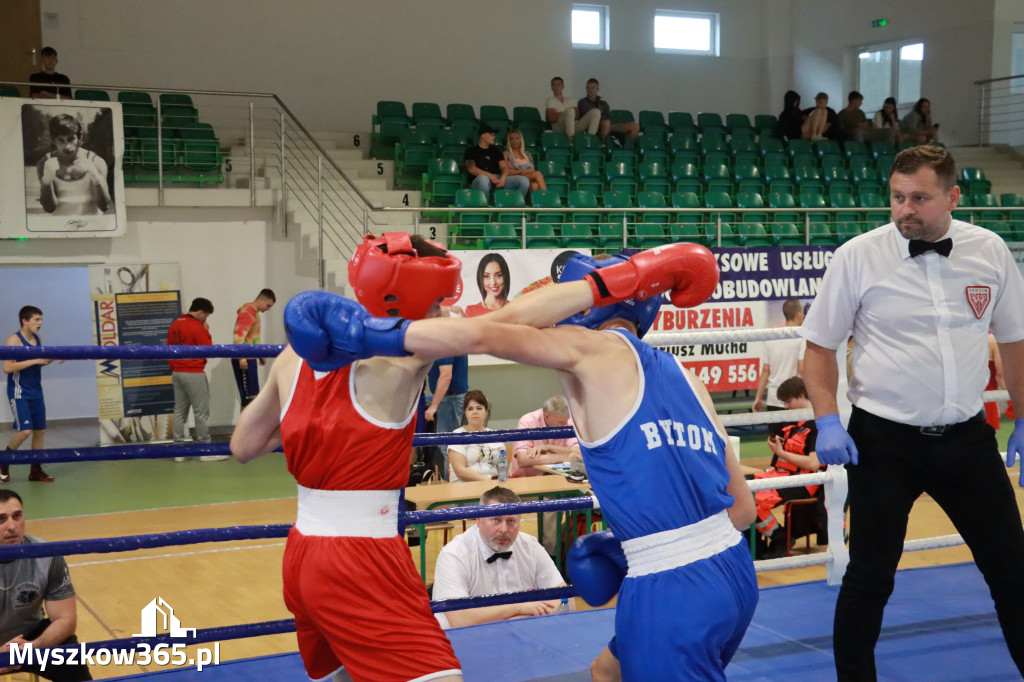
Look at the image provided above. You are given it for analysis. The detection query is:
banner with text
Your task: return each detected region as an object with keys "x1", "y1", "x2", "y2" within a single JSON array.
[
  {"x1": 89, "y1": 264, "x2": 181, "y2": 445},
  {"x1": 0, "y1": 98, "x2": 126, "y2": 238}
]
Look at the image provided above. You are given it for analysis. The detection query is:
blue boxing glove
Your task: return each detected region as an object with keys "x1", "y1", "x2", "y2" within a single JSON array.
[
  {"x1": 567, "y1": 530, "x2": 628, "y2": 607},
  {"x1": 284, "y1": 291, "x2": 410, "y2": 371},
  {"x1": 1005, "y1": 419, "x2": 1024, "y2": 488},
  {"x1": 815, "y1": 413, "x2": 859, "y2": 466}
]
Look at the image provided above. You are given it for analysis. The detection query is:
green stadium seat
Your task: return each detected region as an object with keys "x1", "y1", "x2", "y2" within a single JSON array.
[
  {"x1": 633, "y1": 223, "x2": 668, "y2": 248},
  {"x1": 669, "y1": 132, "x2": 698, "y2": 156},
  {"x1": 395, "y1": 128, "x2": 437, "y2": 179},
  {"x1": 568, "y1": 190, "x2": 601, "y2": 226},
  {"x1": 808, "y1": 222, "x2": 835, "y2": 245},
  {"x1": 705, "y1": 190, "x2": 737, "y2": 226},
  {"x1": 454, "y1": 189, "x2": 492, "y2": 232},
  {"x1": 530, "y1": 189, "x2": 565, "y2": 224},
  {"x1": 605, "y1": 161, "x2": 637, "y2": 199},
  {"x1": 638, "y1": 135, "x2": 669, "y2": 166},
  {"x1": 437, "y1": 128, "x2": 470, "y2": 163},
  {"x1": 703, "y1": 163, "x2": 733, "y2": 194},
  {"x1": 669, "y1": 112, "x2": 698, "y2": 135},
  {"x1": 870, "y1": 140, "x2": 897, "y2": 159},
  {"x1": 423, "y1": 158, "x2": 463, "y2": 207},
  {"x1": 597, "y1": 222, "x2": 628, "y2": 250},
  {"x1": 0, "y1": 85, "x2": 22, "y2": 98},
  {"x1": 736, "y1": 191, "x2": 768, "y2": 224},
  {"x1": 122, "y1": 103, "x2": 157, "y2": 128},
  {"x1": 704, "y1": 222, "x2": 741, "y2": 247},
  {"x1": 561, "y1": 223, "x2": 595, "y2": 248},
  {"x1": 754, "y1": 114, "x2": 779, "y2": 135},
  {"x1": 160, "y1": 93, "x2": 194, "y2": 107},
  {"x1": 638, "y1": 162, "x2": 671, "y2": 196},
  {"x1": 412, "y1": 102, "x2": 444, "y2": 127},
  {"x1": 637, "y1": 191, "x2": 669, "y2": 224},
  {"x1": 843, "y1": 140, "x2": 869, "y2": 159},
  {"x1": 738, "y1": 222, "x2": 773, "y2": 247},
  {"x1": 524, "y1": 223, "x2": 560, "y2": 249},
  {"x1": 769, "y1": 191, "x2": 800, "y2": 223},
  {"x1": 836, "y1": 221, "x2": 863, "y2": 244},
  {"x1": 961, "y1": 168, "x2": 992, "y2": 196},
  {"x1": 75, "y1": 89, "x2": 110, "y2": 101},
  {"x1": 610, "y1": 109, "x2": 635, "y2": 125},
  {"x1": 572, "y1": 160, "x2": 604, "y2": 195},
  {"x1": 494, "y1": 189, "x2": 527, "y2": 225},
  {"x1": 639, "y1": 110, "x2": 669, "y2": 138},
  {"x1": 574, "y1": 133, "x2": 604, "y2": 164},
  {"x1": 446, "y1": 103, "x2": 478, "y2": 125},
  {"x1": 483, "y1": 223, "x2": 521, "y2": 250},
  {"x1": 697, "y1": 112, "x2": 726, "y2": 134},
  {"x1": 480, "y1": 105, "x2": 512, "y2": 135},
  {"x1": 118, "y1": 91, "x2": 153, "y2": 104},
  {"x1": 770, "y1": 222, "x2": 804, "y2": 246},
  {"x1": 668, "y1": 222, "x2": 706, "y2": 244},
  {"x1": 726, "y1": 113, "x2": 753, "y2": 132},
  {"x1": 734, "y1": 161, "x2": 764, "y2": 195}
]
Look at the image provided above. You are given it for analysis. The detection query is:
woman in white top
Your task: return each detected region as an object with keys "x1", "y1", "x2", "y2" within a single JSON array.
[{"x1": 448, "y1": 390, "x2": 507, "y2": 482}]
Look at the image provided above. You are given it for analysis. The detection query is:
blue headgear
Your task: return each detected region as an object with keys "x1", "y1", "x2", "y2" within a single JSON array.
[{"x1": 556, "y1": 253, "x2": 663, "y2": 338}]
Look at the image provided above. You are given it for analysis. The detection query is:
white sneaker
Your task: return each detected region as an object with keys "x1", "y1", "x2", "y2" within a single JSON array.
[
  {"x1": 199, "y1": 455, "x2": 230, "y2": 462},
  {"x1": 174, "y1": 457, "x2": 187, "y2": 462}
]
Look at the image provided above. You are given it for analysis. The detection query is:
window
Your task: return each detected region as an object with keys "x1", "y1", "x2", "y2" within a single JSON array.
[
  {"x1": 654, "y1": 11, "x2": 719, "y2": 55},
  {"x1": 572, "y1": 5, "x2": 608, "y2": 50},
  {"x1": 1013, "y1": 33, "x2": 1024, "y2": 95},
  {"x1": 856, "y1": 41, "x2": 924, "y2": 111}
]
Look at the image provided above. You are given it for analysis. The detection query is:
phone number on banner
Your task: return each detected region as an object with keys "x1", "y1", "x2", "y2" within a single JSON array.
[{"x1": 682, "y1": 359, "x2": 759, "y2": 392}]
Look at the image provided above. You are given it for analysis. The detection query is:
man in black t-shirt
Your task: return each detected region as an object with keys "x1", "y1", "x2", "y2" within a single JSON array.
[
  {"x1": 463, "y1": 125, "x2": 529, "y2": 200},
  {"x1": 29, "y1": 47, "x2": 72, "y2": 100}
]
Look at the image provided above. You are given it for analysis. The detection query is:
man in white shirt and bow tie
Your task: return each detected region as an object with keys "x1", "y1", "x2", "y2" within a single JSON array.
[
  {"x1": 431, "y1": 486, "x2": 567, "y2": 629},
  {"x1": 802, "y1": 144, "x2": 1024, "y2": 680}
]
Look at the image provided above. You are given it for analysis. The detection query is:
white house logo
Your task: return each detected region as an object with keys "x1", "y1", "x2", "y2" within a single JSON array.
[{"x1": 134, "y1": 597, "x2": 197, "y2": 638}]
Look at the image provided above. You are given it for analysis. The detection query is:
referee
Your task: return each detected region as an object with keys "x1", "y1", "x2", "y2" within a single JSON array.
[{"x1": 801, "y1": 145, "x2": 1024, "y2": 680}]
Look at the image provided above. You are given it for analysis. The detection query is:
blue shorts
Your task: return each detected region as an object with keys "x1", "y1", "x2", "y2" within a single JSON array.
[
  {"x1": 612, "y1": 540, "x2": 758, "y2": 681},
  {"x1": 9, "y1": 397, "x2": 45, "y2": 432}
]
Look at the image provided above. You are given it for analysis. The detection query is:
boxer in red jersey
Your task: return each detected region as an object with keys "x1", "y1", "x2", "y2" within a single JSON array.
[{"x1": 231, "y1": 234, "x2": 464, "y2": 682}]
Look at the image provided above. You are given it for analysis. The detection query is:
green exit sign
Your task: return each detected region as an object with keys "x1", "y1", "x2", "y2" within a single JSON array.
[{"x1": 872, "y1": 18, "x2": 888, "y2": 28}]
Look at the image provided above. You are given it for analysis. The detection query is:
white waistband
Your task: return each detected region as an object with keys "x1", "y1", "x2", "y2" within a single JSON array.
[
  {"x1": 295, "y1": 486, "x2": 401, "y2": 538},
  {"x1": 621, "y1": 510, "x2": 742, "y2": 578}
]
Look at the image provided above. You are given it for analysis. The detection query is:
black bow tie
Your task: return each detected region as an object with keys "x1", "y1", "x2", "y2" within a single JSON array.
[
  {"x1": 486, "y1": 551, "x2": 512, "y2": 564},
  {"x1": 909, "y1": 238, "x2": 952, "y2": 258}
]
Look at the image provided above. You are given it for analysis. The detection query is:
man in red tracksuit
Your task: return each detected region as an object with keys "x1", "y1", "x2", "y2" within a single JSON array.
[
  {"x1": 753, "y1": 376, "x2": 824, "y2": 558},
  {"x1": 166, "y1": 298, "x2": 214, "y2": 452}
]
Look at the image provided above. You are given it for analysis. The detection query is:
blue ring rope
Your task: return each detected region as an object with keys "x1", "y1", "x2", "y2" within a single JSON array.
[
  {"x1": 0, "y1": 426, "x2": 576, "y2": 465},
  {"x1": 0, "y1": 344, "x2": 284, "y2": 360},
  {"x1": 0, "y1": 497, "x2": 594, "y2": 561}
]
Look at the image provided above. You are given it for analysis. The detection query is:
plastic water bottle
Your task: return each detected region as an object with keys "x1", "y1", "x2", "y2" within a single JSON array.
[
  {"x1": 497, "y1": 448, "x2": 508, "y2": 482},
  {"x1": 556, "y1": 598, "x2": 572, "y2": 614}
]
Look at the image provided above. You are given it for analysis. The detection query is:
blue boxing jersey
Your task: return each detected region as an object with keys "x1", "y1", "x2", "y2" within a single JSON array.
[
  {"x1": 577, "y1": 329, "x2": 734, "y2": 542},
  {"x1": 6, "y1": 332, "x2": 43, "y2": 400}
]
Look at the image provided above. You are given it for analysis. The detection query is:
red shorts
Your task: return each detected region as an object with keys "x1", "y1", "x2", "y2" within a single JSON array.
[{"x1": 283, "y1": 528, "x2": 461, "y2": 681}]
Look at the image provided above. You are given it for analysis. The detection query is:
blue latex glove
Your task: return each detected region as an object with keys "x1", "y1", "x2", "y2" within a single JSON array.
[
  {"x1": 1005, "y1": 419, "x2": 1024, "y2": 488},
  {"x1": 814, "y1": 413, "x2": 859, "y2": 466}
]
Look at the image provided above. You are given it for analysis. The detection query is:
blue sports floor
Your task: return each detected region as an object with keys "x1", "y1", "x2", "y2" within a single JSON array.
[{"x1": 110, "y1": 562, "x2": 1020, "y2": 681}]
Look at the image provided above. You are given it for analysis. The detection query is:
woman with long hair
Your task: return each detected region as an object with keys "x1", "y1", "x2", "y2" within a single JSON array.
[
  {"x1": 464, "y1": 253, "x2": 510, "y2": 317},
  {"x1": 503, "y1": 129, "x2": 546, "y2": 192},
  {"x1": 901, "y1": 98, "x2": 939, "y2": 143},
  {"x1": 873, "y1": 97, "x2": 901, "y2": 142},
  {"x1": 447, "y1": 390, "x2": 508, "y2": 482}
]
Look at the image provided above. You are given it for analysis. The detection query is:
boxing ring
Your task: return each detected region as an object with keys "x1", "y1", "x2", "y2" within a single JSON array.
[{"x1": 0, "y1": 333, "x2": 1019, "y2": 681}]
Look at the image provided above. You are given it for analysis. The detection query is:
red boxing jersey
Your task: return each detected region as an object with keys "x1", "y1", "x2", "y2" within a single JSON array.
[
  {"x1": 166, "y1": 313, "x2": 211, "y2": 373},
  {"x1": 280, "y1": 360, "x2": 417, "y2": 490}
]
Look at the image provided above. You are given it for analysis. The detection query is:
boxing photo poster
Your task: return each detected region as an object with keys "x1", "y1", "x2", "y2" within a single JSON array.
[{"x1": 0, "y1": 98, "x2": 126, "y2": 238}]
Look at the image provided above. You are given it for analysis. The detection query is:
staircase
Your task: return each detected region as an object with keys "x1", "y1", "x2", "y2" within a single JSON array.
[{"x1": 949, "y1": 145, "x2": 1024, "y2": 199}]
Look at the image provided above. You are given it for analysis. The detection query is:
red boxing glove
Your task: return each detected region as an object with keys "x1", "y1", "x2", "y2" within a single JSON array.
[{"x1": 585, "y1": 243, "x2": 719, "y2": 309}]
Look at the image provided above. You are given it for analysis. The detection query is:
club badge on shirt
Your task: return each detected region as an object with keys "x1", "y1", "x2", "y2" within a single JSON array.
[{"x1": 966, "y1": 286, "x2": 991, "y2": 319}]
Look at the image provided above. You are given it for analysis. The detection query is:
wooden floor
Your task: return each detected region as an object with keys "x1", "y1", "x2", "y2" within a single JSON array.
[{"x1": 36, "y1": 467, "x2": 1022, "y2": 680}]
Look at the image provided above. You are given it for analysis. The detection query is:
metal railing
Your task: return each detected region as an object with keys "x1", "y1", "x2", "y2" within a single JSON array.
[
  {"x1": 1, "y1": 80, "x2": 385, "y2": 287},
  {"x1": 976, "y1": 74, "x2": 1024, "y2": 147}
]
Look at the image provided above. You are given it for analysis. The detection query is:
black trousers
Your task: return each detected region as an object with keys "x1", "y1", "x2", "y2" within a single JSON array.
[
  {"x1": 231, "y1": 358, "x2": 260, "y2": 407},
  {"x1": 17, "y1": 619, "x2": 92, "y2": 681},
  {"x1": 835, "y1": 407, "x2": 1024, "y2": 680}
]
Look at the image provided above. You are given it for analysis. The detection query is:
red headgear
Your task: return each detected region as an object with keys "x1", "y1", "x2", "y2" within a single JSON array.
[{"x1": 348, "y1": 232, "x2": 462, "y2": 319}]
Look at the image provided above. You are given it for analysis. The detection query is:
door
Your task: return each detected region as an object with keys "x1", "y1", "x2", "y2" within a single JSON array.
[{"x1": 0, "y1": 0, "x2": 42, "y2": 96}]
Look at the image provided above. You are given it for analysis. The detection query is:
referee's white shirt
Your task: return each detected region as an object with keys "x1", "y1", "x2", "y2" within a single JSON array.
[
  {"x1": 431, "y1": 524, "x2": 564, "y2": 629},
  {"x1": 801, "y1": 220, "x2": 1024, "y2": 427}
]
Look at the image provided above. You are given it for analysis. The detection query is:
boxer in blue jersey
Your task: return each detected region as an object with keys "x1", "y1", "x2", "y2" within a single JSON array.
[
  {"x1": 284, "y1": 243, "x2": 757, "y2": 681},
  {"x1": 4, "y1": 306, "x2": 59, "y2": 483}
]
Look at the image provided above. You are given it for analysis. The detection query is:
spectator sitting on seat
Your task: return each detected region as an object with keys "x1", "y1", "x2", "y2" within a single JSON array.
[
  {"x1": 778, "y1": 90, "x2": 805, "y2": 141},
  {"x1": 447, "y1": 390, "x2": 508, "y2": 482},
  {"x1": 28, "y1": 47, "x2": 71, "y2": 100},
  {"x1": 873, "y1": 97, "x2": 902, "y2": 143},
  {"x1": 801, "y1": 92, "x2": 838, "y2": 141},
  {"x1": 751, "y1": 377, "x2": 824, "y2": 559},
  {"x1": 837, "y1": 91, "x2": 896, "y2": 144},
  {"x1": 511, "y1": 395, "x2": 582, "y2": 478},
  {"x1": 503, "y1": 129, "x2": 546, "y2": 194},
  {"x1": 464, "y1": 125, "x2": 529, "y2": 200},
  {"x1": 36, "y1": 114, "x2": 112, "y2": 216},
  {"x1": 545, "y1": 76, "x2": 600, "y2": 141},
  {"x1": 901, "y1": 98, "x2": 939, "y2": 144},
  {"x1": 431, "y1": 486, "x2": 567, "y2": 629},
  {"x1": 0, "y1": 490, "x2": 92, "y2": 681},
  {"x1": 577, "y1": 78, "x2": 639, "y2": 143}
]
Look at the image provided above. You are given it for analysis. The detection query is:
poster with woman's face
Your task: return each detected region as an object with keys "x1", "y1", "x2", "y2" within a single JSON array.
[{"x1": 452, "y1": 249, "x2": 590, "y2": 318}]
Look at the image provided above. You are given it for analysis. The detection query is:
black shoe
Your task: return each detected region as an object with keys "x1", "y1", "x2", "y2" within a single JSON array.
[{"x1": 0, "y1": 466, "x2": 8, "y2": 483}]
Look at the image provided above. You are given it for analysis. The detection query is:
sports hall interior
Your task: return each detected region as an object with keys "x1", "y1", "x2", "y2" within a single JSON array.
[{"x1": 1, "y1": 0, "x2": 1024, "y2": 679}]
